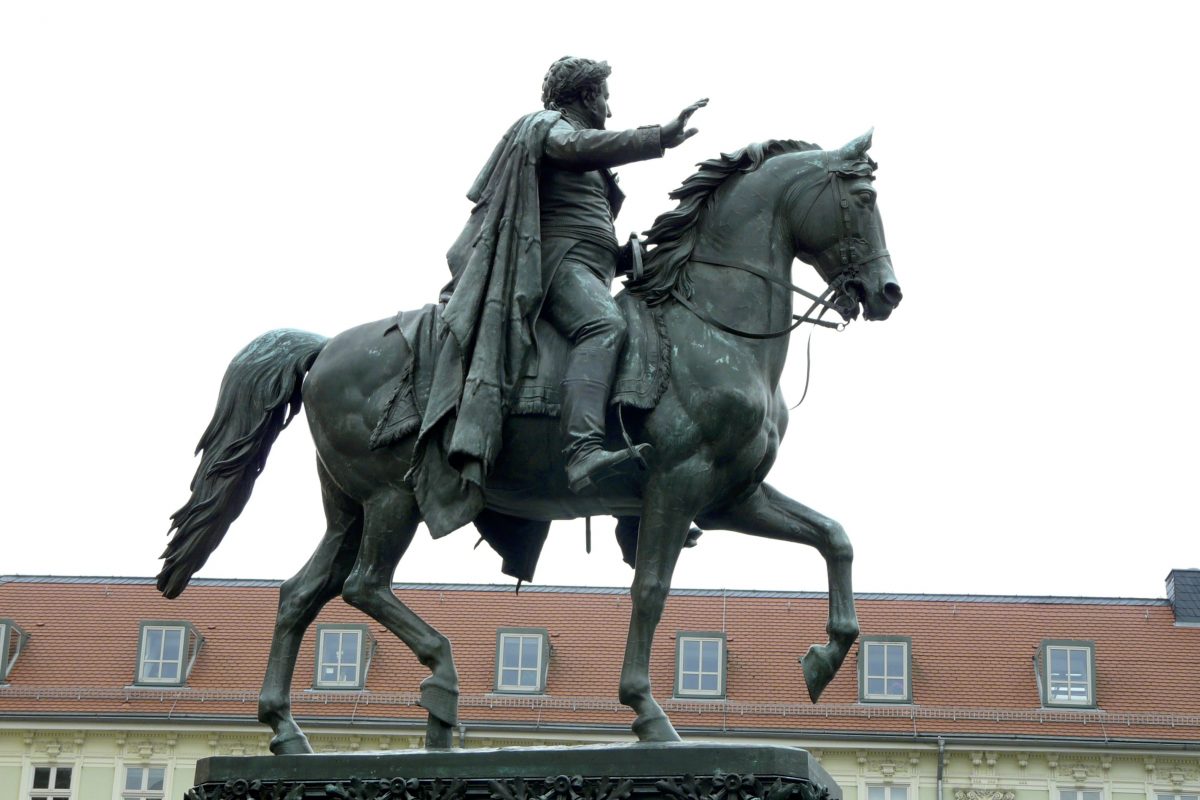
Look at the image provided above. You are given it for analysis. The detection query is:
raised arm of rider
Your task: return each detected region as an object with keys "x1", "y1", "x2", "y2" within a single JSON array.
[{"x1": 543, "y1": 121, "x2": 664, "y2": 171}]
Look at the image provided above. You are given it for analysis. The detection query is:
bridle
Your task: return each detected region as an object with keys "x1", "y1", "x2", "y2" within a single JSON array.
[{"x1": 666, "y1": 165, "x2": 890, "y2": 340}]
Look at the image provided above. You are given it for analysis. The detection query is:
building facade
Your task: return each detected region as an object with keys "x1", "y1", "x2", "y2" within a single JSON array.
[{"x1": 2, "y1": 572, "x2": 1198, "y2": 800}]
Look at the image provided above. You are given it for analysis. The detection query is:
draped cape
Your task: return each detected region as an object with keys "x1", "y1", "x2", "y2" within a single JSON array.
[{"x1": 410, "y1": 110, "x2": 563, "y2": 538}]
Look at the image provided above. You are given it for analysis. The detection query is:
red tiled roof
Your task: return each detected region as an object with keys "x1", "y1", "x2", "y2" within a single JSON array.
[{"x1": 1, "y1": 577, "x2": 1197, "y2": 743}]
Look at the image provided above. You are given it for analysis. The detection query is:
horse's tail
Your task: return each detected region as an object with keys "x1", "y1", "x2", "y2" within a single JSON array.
[{"x1": 157, "y1": 329, "x2": 328, "y2": 599}]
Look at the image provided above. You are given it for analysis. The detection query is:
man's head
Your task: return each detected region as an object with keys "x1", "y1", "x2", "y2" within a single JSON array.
[{"x1": 541, "y1": 56, "x2": 612, "y2": 129}]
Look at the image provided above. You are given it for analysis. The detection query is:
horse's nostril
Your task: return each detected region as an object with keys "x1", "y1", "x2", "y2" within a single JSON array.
[{"x1": 883, "y1": 282, "x2": 903, "y2": 307}]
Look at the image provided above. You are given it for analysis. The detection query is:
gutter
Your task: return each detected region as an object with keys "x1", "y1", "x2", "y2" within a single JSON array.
[
  {"x1": 1, "y1": 714, "x2": 1198, "y2": 753},
  {"x1": 937, "y1": 737, "x2": 945, "y2": 800}
]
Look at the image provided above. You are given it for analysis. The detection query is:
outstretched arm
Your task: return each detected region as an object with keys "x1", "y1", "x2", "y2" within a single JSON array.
[
  {"x1": 544, "y1": 98, "x2": 709, "y2": 170},
  {"x1": 544, "y1": 123, "x2": 664, "y2": 171}
]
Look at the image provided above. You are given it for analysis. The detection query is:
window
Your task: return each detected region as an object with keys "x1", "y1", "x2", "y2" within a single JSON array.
[
  {"x1": 1060, "y1": 791, "x2": 1100, "y2": 800},
  {"x1": 30, "y1": 765, "x2": 72, "y2": 800},
  {"x1": 123, "y1": 766, "x2": 165, "y2": 800},
  {"x1": 859, "y1": 636, "x2": 912, "y2": 703},
  {"x1": 139, "y1": 626, "x2": 184, "y2": 684},
  {"x1": 136, "y1": 621, "x2": 203, "y2": 686},
  {"x1": 868, "y1": 786, "x2": 908, "y2": 800},
  {"x1": 1157, "y1": 795, "x2": 1198, "y2": 800},
  {"x1": 1, "y1": 618, "x2": 29, "y2": 682},
  {"x1": 314, "y1": 625, "x2": 373, "y2": 689},
  {"x1": 675, "y1": 633, "x2": 726, "y2": 698},
  {"x1": 495, "y1": 629, "x2": 549, "y2": 693},
  {"x1": 1041, "y1": 640, "x2": 1095, "y2": 707}
]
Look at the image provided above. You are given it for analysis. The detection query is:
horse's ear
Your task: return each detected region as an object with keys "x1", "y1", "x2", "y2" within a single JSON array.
[{"x1": 838, "y1": 128, "x2": 874, "y2": 160}]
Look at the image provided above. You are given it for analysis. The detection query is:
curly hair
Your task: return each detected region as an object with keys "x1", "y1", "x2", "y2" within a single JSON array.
[{"x1": 541, "y1": 56, "x2": 612, "y2": 110}]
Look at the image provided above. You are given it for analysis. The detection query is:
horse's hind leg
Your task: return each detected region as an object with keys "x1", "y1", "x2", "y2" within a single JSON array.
[
  {"x1": 258, "y1": 462, "x2": 364, "y2": 754},
  {"x1": 341, "y1": 487, "x2": 459, "y2": 748},
  {"x1": 696, "y1": 482, "x2": 859, "y2": 703}
]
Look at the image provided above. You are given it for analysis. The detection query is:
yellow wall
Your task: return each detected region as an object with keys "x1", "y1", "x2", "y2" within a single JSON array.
[{"x1": 1, "y1": 725, "x2": 1198, "y2": 799}]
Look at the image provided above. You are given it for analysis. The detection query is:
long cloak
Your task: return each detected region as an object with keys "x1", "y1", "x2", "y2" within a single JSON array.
[{"x1": 409, "y1": 110, "x2": 562, "y2": 538}]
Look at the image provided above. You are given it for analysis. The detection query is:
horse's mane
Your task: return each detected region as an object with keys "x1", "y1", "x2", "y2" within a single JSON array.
[{"x1": 626, "y1": 138, "x2": 821, "y2": 305}]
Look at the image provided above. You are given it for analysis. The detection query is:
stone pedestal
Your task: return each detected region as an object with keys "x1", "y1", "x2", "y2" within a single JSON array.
[{"x1": 187, "y1": 743, "x2": 838, "y2": 800}]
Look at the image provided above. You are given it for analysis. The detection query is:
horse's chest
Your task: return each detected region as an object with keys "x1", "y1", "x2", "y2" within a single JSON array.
[{"x1": 691, "y1": 384, "x2": 773, "y2": 450}]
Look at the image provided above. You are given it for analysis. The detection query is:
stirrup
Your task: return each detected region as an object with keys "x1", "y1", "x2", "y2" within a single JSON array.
[{"x1": 567, "y1": 443, "x2": 651, "y2": 493}]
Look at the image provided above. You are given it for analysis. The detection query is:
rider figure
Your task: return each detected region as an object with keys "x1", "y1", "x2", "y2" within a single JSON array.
[{"x1": 535, "y1": 57, "x2": 706, "y2": 491}]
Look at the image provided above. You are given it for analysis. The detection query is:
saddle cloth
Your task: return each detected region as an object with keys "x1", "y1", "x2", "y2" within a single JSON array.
[{"x1": 369, "y1": 292, "x2": 670, "y2": 451}]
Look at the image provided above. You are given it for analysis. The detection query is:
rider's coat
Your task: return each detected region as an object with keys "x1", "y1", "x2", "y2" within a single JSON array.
[{"x1": 411, "y1": 110, "x2": 663, "y2": 546}]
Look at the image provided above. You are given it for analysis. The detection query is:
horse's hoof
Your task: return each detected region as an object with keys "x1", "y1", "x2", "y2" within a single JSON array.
[
  {"x1": 269, "y1": 731, "x2": 314, "y2": 755},
  {"x1": 800, "y1": 645, "x2": 835, "y2": 703},
  {"x1": 418, "y1": 676, "x2": 460, "y2": 727},
  {"x1": 425, "y1": 715, "x2": 455, "y2": 749},
  {"x1": 632, "y1": 714, "x2": 682, "y2": 742}
]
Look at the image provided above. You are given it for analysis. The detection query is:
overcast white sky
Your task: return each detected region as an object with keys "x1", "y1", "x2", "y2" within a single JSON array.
[{"x1": 1, "y1": 2, "x2": 1196, "y2": 600}]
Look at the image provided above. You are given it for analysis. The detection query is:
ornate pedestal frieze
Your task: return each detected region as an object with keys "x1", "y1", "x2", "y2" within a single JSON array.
[{"x1": 187, "y1": 744, "x2": 837, "y2": 800}]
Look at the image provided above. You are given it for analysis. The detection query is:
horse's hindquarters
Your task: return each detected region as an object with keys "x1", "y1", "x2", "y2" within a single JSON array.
[{"x1": 304, "y1": 318, "x2": 417, "y2": 500}]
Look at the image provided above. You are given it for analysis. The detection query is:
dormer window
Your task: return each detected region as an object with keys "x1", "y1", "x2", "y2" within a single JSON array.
[
  {"x1": 135, "y1": 621, "x2": 203, "y2": 687},
  {"x1": 675, "y1": 633, "x2": 726, "y2": 698},
  {"x1": 314, "y1": 624, "x2": 375, "y2": 690},
  {"x1": 1041, "y1": 640, "x2": 1095, "y2": 707},
  {"x1": 494, "y1": 628, "x2": 549, "y2": 693},
  {"x1": 858, "y1": 636, "x2": 912, "y2": 704},
  {"x1": 0, "y1": 618, "x2": 29, "y2": 682}
]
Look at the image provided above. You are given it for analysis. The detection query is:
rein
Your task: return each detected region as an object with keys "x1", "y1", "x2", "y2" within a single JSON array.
[{"x1": 670, "y1": 262, "x2": 842, "y2": 339}]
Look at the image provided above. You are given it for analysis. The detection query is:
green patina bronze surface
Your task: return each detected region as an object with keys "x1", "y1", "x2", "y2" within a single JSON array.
[{"x1": 162, "y1": 57, "x2": 901, "y2": 754}]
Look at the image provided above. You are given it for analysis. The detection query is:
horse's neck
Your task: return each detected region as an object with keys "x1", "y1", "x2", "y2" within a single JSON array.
[{"x1": 687, "y1": 225, "x2": 795, "y2": 387}]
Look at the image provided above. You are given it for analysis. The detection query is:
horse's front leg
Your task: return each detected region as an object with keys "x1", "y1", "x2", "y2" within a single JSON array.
[
  {"x1": 619, "y1": 475, "x2": 696, "y2": 742},
  {"x1": 696, "y1": 482, "x2": 859, "y2": 702}
]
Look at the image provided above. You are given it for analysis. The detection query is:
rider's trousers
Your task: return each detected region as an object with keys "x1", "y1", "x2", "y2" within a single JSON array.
[{"x1": 540, "y1": 240, "x2": 626, "y2": 467}]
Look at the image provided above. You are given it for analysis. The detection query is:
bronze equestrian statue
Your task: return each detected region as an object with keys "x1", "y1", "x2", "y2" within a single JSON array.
[{"x1": 160, "y1": 57, "x2": 902, "y2": 753}]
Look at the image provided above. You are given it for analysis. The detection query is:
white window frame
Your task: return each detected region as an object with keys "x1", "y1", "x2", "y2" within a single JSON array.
[
  {"x1": 314, "y1": 625, "x2": 372, "y2": 690},
  {"x1": 1059, "y1": 790, "x2": 1103, "y2": 800},
  {"x1": 1154, "y1": 793, "x2": 1198, "y2": 800},
  {"x1": 867, "y1": 784, "x2": 910, "y2": 800},
  {"x1": 495, "y1": 629, "x2": 548, "y2": 693},
  {"x1": 1, "y1": 618, "x2": 30, "y2": 682},
  {"x1": 1042, "y1": 640, "x2": 1095, "y2": 707},
  {"x1": 675, "y1": 633, "x2": 726, "y2": 698},
  {"x1": 859, "y1": 636, "x2": 912, "y2": 703},
  {"x1": 121, "y1": 765, "x2": 167, "y2": 800},
  {"x1": 136, "y1": 623, "x2": 190, "y2": 686},
  {"x1": 29, "y1": 764, "x2": 74, "y2": 800}
]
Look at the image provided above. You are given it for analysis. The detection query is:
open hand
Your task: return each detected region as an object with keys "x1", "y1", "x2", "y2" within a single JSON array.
[{"x1": 661, "y1": 98, "x2": 709, "y2": 149}]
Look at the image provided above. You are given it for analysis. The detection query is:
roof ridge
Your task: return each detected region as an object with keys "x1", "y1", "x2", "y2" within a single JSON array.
[{"x1": 0, "y1": 574, "x2": 1169, "y2": 605}]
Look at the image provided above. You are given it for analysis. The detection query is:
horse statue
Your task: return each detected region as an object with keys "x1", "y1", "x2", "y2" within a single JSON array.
[{"x1": 159, "y1": 130, "x2": 901, "y2": 753}]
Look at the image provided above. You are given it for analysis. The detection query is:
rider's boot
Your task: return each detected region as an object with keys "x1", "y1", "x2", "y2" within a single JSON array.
[{"x1": 562, "y1": 346, "x2": 650, "y2": 493}]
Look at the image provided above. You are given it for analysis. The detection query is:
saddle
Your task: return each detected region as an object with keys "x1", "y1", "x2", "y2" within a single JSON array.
[
  {"x1": 366, "y1": 294, "x2": 668, "y2": 585},
  {"x1": 369, "y1": 291, "x2": 670, "y2": 451}
]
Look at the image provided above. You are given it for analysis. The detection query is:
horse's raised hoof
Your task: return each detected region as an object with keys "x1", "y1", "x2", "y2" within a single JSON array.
[
  {"x1": 269, "y1": 731, "x2": 314, "y2": 755},
  {"x1": 632, "y1": 713, "x2": 682, "y2": 743},
  {"x1": 800, "y1": 644, "x2": 836, "y2": 703},
  {"x1": 418, "y1": 676, "x2": 460, "y2": 728},
  {"x1": 425, "y1": 714, "x2": 455, "y2": 749}
]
